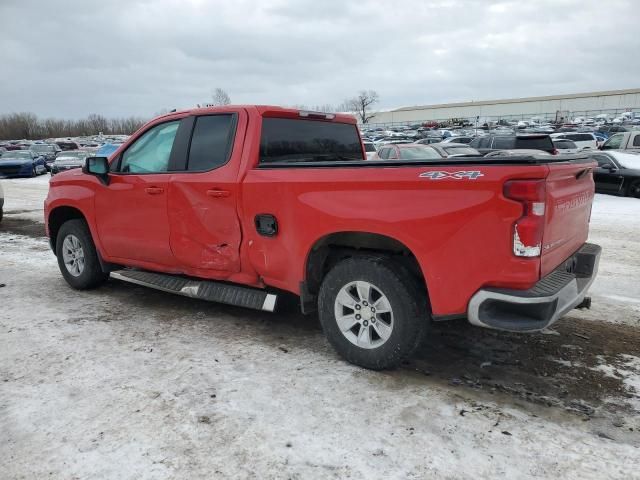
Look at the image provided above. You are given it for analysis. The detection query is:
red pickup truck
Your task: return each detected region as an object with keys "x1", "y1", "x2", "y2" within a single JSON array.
[{"x1": 45, "y1": 106, "x2": 601, "y2": 369}]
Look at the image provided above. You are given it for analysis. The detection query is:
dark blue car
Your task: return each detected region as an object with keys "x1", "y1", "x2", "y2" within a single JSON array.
[{"x1": 0, "y1": 150, "x2": 47, "y2": 178}]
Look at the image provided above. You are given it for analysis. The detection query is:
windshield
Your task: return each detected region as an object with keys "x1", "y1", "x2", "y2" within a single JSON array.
[
  {"x1": 31, "y1": 144, "x2": 56, "y2": 152},
  {"x1": 3, "y1": 151, "x2": 31, "y2": 159},
  {"x1": 364, "y1": 143, "x2": 376, "y2": 152},
  {"x1": 398, "y1": 146, "x2": 441, "y2": 160},
  {"x1": 611, "y1": 152, "x2": 640, "y2": 169}
]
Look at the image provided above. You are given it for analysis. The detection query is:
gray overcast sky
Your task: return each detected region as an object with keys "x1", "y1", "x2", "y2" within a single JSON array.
[{"x1": 1, "y1": 0, "x2": 639, "y2": 119}]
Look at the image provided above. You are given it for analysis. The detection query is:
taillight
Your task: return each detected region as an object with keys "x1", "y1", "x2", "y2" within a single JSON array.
[
  {"x1": 552, "y1": 148, "x2": 558, "y2": 155},
  {"x1": 504, "y1": 179, "x2": 546, "y2": 257}
]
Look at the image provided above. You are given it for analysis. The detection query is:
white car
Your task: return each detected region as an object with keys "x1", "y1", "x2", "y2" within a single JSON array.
[
  {"x1": 363, "y1": 141, "x2": 377, "y2": 160},
  {"x1": 550, "y1": 132, "x2": 597, "y2": 151},
  {"x1": 0, "y1": 180, "x2": 4, "y2": 222},
  {"x1": 552, "y1": 138, "x2": 579, "y2": 154}
]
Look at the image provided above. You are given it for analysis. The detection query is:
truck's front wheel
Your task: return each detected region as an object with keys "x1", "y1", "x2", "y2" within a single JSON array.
[
  {"x1": 318, "y1": 256, "x2": 429, "y2": 370},
  {"x1": 56, "y1": 219, "x2": 109, "y2": 289}
]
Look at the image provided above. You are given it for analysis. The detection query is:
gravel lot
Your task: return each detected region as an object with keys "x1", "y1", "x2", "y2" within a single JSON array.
[{"x1": 1, "y1": 176, "x2": 639, "y2": 479}]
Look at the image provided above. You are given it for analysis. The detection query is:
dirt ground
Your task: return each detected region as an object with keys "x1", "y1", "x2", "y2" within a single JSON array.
[{"x1": 1, "y1": 179, "x2": 639, "y2": 479}]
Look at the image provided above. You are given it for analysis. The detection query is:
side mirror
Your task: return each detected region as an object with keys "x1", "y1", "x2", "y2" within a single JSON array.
[
  {"x1": 83, "y1": 156, "x2": 110, "y2": 185},
  {"x1": 601, "y1": 163, "x2": 615, "y2": 170}
]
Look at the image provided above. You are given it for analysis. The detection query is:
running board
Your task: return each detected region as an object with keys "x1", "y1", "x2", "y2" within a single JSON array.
[{"x1": 110, "y1": 270, "x2": 277, "y2": 312}]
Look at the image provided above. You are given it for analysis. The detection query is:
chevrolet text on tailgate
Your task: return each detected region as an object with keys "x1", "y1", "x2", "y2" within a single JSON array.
[{"x1": 45, "y1": 106, "x2": 601, "y2": 369}]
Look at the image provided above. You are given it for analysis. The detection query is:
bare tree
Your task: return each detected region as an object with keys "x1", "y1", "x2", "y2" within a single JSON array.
[
  {"x1": 212, "y1": 88, "x2": 231, "y2": 106},
  {"x1": 0, "y1": 112, "x2": 147, "y2": 140},
  {"x1": 344, "y1": 90, "x2": 379, "y2": 124}
]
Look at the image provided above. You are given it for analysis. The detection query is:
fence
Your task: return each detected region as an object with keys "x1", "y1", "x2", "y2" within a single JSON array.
[{"x1": 360, "y1": 107, "x2": 640, "y2": 129}]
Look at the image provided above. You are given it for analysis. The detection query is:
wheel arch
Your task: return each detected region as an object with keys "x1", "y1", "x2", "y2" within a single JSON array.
[
  {"x1": 302, "y1": 231, "x2": 428, "y2": 312},
  {"x1": 48, "y1": 206, "x2": 88, "y2": 253}
]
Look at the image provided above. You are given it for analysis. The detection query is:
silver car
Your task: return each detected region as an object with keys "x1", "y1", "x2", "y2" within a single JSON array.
[{"x1": 51, "y1": 151, "x2": 95, "y2": 176}]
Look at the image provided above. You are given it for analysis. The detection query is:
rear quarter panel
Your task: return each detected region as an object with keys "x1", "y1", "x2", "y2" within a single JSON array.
[{"x1": 241, "y1": 163, "x2": 550, "y2": 316}]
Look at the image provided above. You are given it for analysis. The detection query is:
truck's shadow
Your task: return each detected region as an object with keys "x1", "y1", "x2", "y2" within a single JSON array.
[{"x1": 95, "y1": 278, "x2": 640, "y2": 422}]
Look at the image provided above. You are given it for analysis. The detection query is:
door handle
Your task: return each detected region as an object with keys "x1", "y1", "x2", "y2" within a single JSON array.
[
  {"x1": 206, "y1": 189, "x2": 230, "y2": 198},
  {"x1": 145, "y1": 187, "x2": 164, "y2": 195}
]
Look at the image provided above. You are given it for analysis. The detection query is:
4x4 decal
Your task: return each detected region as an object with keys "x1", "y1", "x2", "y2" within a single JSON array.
[{"x1": 419, "y1": 171, "x2": 484, "y2": 180}]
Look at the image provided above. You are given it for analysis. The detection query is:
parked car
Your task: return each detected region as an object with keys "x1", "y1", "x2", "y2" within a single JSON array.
[
  {"x1": 550, "y1": 132, "x2": 597, "y2": 151},
  {"x1": 45, "y1": 105, "x2": 600, "y2": 370},
  {"x1": 593, "y1": 133, "x2": 607, "y2": 147},
  {"x1": 484, "y1": 149, "x2": 551, "y2": 157},
  {"x1": 441, "y1": 136, "x2": 474, "y2": 144},
  {"x1": 30, "y1": 143, "x2": 62, "y2": 171},
  {"x1": 373, "y1": 143, "x2": 442, "y2": 160},
  {"x1": 3, "y1": 143, "x2": 25, "y2": 151},
  {"x1": 469, "y1": 134, "x2": 557, "y2": 155},
  {"x1": 598, "y1": 125, "x2": 628, "y2": 136},
  {"x1": 0, "y1": 180, "x2": 3, "y2": 222},
  {"x1": 0, "y1": 150, "x2": 47, "y2": 178},
  {"x1": 55, "y1": 141, "x2": 80, "y2": 151},
  {"x1": 600, "y1": 131, "x2": 640, "y2": 152},
  {"x1": 362, "y1": 141, "x2": 377, "y2": 160},
  {"x1": 96, "y1": 142, "x2": 124, "y2": 157},
  {"x1": 552, "y1": 139, "x2": 579, "y2": 154},
  {"x1": 374, "y1": 138, "x2": 414, "y2": 148},
  {"x1": 414, "y1": 137, "x2": 444, "y2": 145},
  {"x1": 51, "y1": 151, "x2": 95, "y2": 176},
  {"x1": 427, "y1": 143, "x2": 481, "y2": 157},
  {"x1": 591, "y1": 151, "x2": 640, "y2": 198}
]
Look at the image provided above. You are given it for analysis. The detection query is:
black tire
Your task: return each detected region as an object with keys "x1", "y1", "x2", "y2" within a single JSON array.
[
  {"x1": 627, "y1": 180, "x2": 640, "y2": 199},
  {"x1": 318, "y1": 256, "x2": 429, "y2": 370},
  {"x1": 56, "y1": 219, "x2": 109, "y2": 289},
  {"x1": 31, "y1": 166, "x2": 37, "y2": 177}
]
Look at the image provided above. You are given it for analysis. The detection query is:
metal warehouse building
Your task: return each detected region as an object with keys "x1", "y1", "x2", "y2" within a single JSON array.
[{"x1": 368, "y1": 88, "x2": 640, "y2": 125}]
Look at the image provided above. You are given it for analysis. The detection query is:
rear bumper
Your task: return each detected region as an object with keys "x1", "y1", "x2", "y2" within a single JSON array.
[{"x1": 467, "y1": 243, "x2": 601, "y2": 332}]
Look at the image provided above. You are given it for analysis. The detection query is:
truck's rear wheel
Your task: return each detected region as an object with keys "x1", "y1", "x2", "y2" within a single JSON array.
[
  {"x1": 318, "y1": 256, "x2": 428, "y2": 370},
  {"x1": 56, "y1": 219, "x2": 109, "y2": 289}
]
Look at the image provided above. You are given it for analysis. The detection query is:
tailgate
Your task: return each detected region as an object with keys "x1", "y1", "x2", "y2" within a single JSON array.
[{"x1": 541, "y1": 160, "x2": 596, "y2": 277}]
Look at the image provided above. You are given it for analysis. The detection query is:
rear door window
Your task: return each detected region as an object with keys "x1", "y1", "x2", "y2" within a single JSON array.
[
  {"x1": 187, "y1": 115, "x2": 235, "y2": 171},
  {"x1": 633, "y1": 135, "x2": 640, "y2": 147},
  {"x1": 259, "y1": 118, "x2": 363, "y2": 164}
]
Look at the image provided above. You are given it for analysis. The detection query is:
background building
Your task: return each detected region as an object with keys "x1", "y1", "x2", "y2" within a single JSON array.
[{"x1": 368, "y1": 88, "x2": 640, "y2": 126}]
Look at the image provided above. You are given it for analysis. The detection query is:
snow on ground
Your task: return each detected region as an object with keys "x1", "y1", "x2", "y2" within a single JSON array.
[
  {"x1": 578, "y1": 194, "x2": 640, "y2": 327},
  {"x1": 1, "y1": 177, "x2": 640, "y2": 479},
  {"x1": 0, "y1": 175, "x2": 50, "y2": 223}
]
